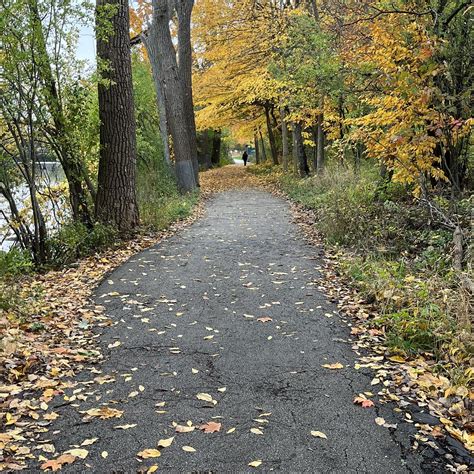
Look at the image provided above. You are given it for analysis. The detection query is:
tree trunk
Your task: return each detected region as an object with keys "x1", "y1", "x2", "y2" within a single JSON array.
[
  {"x1": 211, "y1": 129, "x2": 222, "y2": 166},
  {"x1": 142, "y1": 34, "x2": 171, "y2": 165},
  {"x1": 280, "y1": 106, "x2": 289, "y2": 172},
  {"x1": 95, "y1": 0, "x2": 139, "y2": 230},
  {"x1": 259, "y1": 129, "x2": 267, "y2": 162},
  {"x1": 197, "y1": 130, "x2": 212, "y2": 170},
  {"x1": 311, "y1": 126, "x2": 318, "y2": 172},
  {"x1": 294, "y1": 122, "x2": 309, "y2": 177},
  {"x1": 146, "y1": 0, "x2": 197, "y2": 193},
  {"x1": 265, "y1": 104, "x2": 279, "y2": 165},
  {"x1": 176, "y1": 0, "x2": 200, "y2": 185},
  {"x1": 254, "y1": 132, "x2": 260, "y2": 164},
  {"x1": 316, "y1": 96, "x2": 325, "y2": 172}
]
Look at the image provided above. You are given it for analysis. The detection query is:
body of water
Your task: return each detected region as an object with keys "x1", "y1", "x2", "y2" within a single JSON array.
[{"x1": 0, "y1": 162, "x2": 65, "y2": 252}]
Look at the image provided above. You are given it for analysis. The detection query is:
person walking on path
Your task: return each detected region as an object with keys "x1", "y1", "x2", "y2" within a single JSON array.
[{"x1": 242, "y1": 150, "x2": 248, "y2": 166}]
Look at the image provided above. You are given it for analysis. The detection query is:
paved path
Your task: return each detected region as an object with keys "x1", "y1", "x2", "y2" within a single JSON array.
[{"x1": 45, "y1": 190, "x2": 431, "y2": 472}]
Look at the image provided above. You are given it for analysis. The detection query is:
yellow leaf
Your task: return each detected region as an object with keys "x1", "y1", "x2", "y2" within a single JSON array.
[
  {"x1": 249, "y1": 460, "x2": 262, "y2": 467},
  {"x1": 147, "y1": 466, "x2": 159, "y2": 473},
  {"x1": 321, "y1": 363, "x2": 344, "y2": 370},
  {"x1": 157, "y1": 437, "x2": 174, "y2": 448},
  {"x1": 250, "y1": 428, "x2": 263, "y2": 435},
  {"x1": 64, "y1": 449, "x2": 89, "y2": 459},
  {"x1": 182, "y1": 446, "x2": 196, "y2": 452},
  {"x1": 311, "y1": 431, "x2": 327, "y2": 439},
  {"x1": 138, "y1": 449, "x2": 161, "y2": 459}
]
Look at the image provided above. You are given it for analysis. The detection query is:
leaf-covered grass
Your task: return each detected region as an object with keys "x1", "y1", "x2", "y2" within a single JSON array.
[{"x1": 251, "y1": 163, "x2": 473, "y2": 384}]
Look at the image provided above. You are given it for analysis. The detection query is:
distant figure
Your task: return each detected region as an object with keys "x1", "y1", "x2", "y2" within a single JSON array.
[{"x1": 242, "y1": 150, "x2": 248, "y2": 166}]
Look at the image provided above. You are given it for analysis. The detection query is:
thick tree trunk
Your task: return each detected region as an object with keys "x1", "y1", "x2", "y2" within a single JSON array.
[
  {"x1": 265, "y1": 104, "x2": 279, "y2": 165},
  {"x1": 95, "y1": 0, "x2": 139, "y2": 230},
  {"x1": 142, "y1": 34, "x2": 171, "y2": 165},
  {"x1": 29, "y1": 0, "x2": 92, "y2": 225},
  {"x1": 294, "y1": 122, "x2": 309, "y2": 177},
  {"x1": 147, "y1": 0, "x2": 197, "y2": 193},
  {"x1": 176, "y1": 0, "x2": 200, "y2": 185},
  {"x1": 254, "y1": 132, "x2": 260, "y2": 164},
  {"x1": 211, "y1": 129, "x2": 222, "y2": 166},
  {"x1": 280, "y1": 106, "x2": 289, "y2": 172}
]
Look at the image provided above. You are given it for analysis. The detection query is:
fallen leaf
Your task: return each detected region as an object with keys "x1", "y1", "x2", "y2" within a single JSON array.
[
  {"x1": 64, "y1": 449, "x2": 88, "y2": 459},
  {"x1": 257, "y1": 317, "x2": 272, "y2": 323},
  {"x1": 321, "y1": 363, "x2": 344, "y2": 370},
  {"x1": 114, "y1": 424, "x2": 137, "y2": 430},
  {"x1": 250, "y1": 428, "x2": 263, "y2": 435},
  {"x1": 311, "y1": 431, "x2": 327, "y2": 439},
  {"x1": 107, "y1": 341, "x2": 121, "y2": 348},
  {"x1": 175, "y1": 424, "x2": 195, "y2": 433},
  {"x1": 157, "y1": 437, "x2": 174, "y2": 448},
  {"x1": 249, "y1": 460, "x2": 262, "y2": 467},
  {"x1": 101, "y1": 451, "x2": 108, "y2": 459},
  {"x1": 40, "y1": 454, "x2": 76, "y2": 472},
  {"x1": 147, "y1": 466, "x2": 158, "y2": 473},
  {"x1": 138, "y1": 449, "x2": 161, "y2": 459},
  {"x1": 182, "y1": 446, "x2": 196, "y2": 452},
  {"x1": 196, "y1": 392, "x2": 217, "y2": 405},
  {"x1": 80, "y1": 438, "x2": 98, "y2": 446},
  {"x1": 199, "y1": 421, "x2": 221, "y2": 433},
  {"x1": 375, "y1": 417, "x2": 386, "y2": 426},
  {"x1": 226, "y1": 427, "x2": 236, "y2": 434},
  {"x1": 192, "y1": 368, "x2": 199, "y2": 374},
  {"x1": 85, "y1": 407, "x2": 123, "y2": 419},
  {"x1": 353, "y1": 396, "x2": 374, "y2": 408}
]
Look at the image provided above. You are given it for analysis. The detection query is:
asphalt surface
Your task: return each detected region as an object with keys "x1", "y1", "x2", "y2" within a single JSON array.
[{"x1": 41, "y1": 190, "x2": 434, "y2": 473}]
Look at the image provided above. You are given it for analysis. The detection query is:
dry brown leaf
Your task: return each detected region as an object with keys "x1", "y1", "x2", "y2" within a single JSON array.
[
  {"x1": 40, "y1": 454, "x2": 76, "y2": 471},
  {"x1": 199, "y1": 421, "x2": 222, "y2": 433}
]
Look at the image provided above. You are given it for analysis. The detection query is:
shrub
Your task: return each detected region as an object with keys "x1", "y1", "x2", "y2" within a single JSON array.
[
  {"x1": 47, "y1": 222, "x2": 117, "y2": 266},
  {"x1": 0, "y1": 248, "x2": 34, "y2": 278}
]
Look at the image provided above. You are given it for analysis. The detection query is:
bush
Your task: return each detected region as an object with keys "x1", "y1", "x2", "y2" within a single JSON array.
[
  {"x1": 0, "y1": 248, "x2": 34, "y2": 278},
  {"x1": 47, "y1": 222, "x2": 117, "y2": 266}
]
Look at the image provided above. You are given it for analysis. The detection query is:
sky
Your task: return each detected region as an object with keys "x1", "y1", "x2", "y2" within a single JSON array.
[{"x1": 77, "y1": 24, "x2": 96, "y2": 64}]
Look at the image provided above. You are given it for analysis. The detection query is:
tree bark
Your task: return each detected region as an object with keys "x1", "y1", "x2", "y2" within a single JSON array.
[
  {"x1": 95, "y1": 0, "x2": 139, "y2": 230},
  {"x1": 294, "y1": 122, "x2": 309, "y2": 177},
  {"x1": 316, "y1": 96, "x2": 325, "y2": 172},
  {"x1": 280, "y1": 106, "x2": 289, "y2": 172},
  {"x1": 142, "y1": 34, "x2": 171, "y2": 165},
  {"x1": 197, "y1": 130, "x2": 212, "y2": 170},
  {"x1": 254, "y1": 131, "x2": 260, "y2": 164},
  {"x1": 259, "y1": 129, "x2": 267, "y2": 162},
  {"x1": 146, "y1": 0, "x2": 197, "y2": 193},
  {"x1": 211, "y1": 129, "x2": 222, "y2": 166},
  {"x1": 265, "y1": 104, "x2": 279, "y2": 165},
  {"x1": 176, "y1": 0, "x2": 200, "y2": 185}
]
